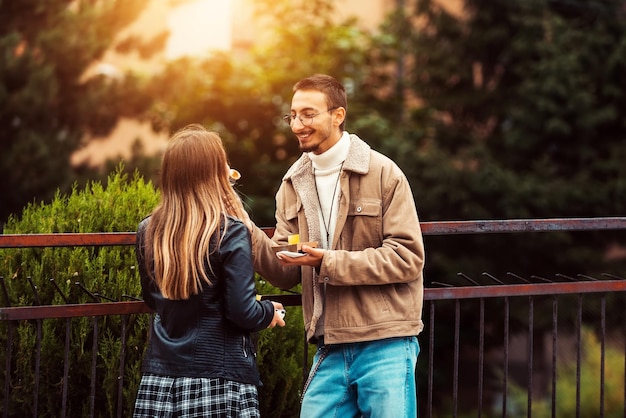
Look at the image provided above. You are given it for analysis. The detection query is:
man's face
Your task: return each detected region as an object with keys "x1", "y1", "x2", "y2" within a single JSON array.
[{"x1": 289, "y1": 89, "x2": 343, "y2": 155}]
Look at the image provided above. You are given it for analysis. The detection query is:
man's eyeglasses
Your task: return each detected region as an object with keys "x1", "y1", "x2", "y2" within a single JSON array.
[{"x1": 282, "y1": 107, "x2": 338, "y2": 126}]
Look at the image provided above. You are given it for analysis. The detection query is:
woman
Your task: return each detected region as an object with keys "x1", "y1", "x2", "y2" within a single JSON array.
[{"x1": 134, "y1": 124, "x2": 285, "y2": 417}]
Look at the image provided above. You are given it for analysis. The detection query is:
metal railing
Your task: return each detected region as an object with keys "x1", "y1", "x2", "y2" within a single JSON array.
[{"x1": 1, "y1": 218, "x2": 626, "y2": 417}]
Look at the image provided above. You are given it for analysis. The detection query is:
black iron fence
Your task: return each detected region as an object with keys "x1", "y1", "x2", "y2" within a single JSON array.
[{"x1": 1, "y1": 218, "x2": 626, "y2": 417}]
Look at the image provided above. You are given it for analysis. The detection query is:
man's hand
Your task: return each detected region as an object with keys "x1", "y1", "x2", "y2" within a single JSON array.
[{"x1": 276, "y1": 244, "x2": 323, "y2": 268}]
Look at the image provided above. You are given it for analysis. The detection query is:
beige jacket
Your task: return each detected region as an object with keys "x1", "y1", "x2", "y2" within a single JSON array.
[{"x1": 251, "y1": 134, "x2": 425, "y2": 344}]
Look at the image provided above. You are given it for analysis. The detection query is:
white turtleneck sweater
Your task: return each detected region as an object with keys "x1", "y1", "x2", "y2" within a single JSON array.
[
  {"x1": 308, "y1": 131, "x2": 351, "y2": 249},
  {"x1": 309, "y1": 132, "x2": 351, "y2": 339}
]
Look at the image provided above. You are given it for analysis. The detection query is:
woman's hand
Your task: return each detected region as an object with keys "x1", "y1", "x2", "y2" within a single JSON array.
[{"x1": 268, "y1": 301, "x2": 286, "y2": 328}]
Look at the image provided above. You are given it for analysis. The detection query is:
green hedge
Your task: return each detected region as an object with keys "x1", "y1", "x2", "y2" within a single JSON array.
[{"x1": 0, "y1": 166, "x2": 309, "y2": 417}]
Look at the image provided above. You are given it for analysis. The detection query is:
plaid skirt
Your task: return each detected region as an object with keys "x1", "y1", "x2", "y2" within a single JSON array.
[{"x1": 133, "y1": 374, "x2": 260, "y2": 418}]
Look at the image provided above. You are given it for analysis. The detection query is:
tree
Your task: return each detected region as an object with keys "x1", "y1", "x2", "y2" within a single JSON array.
[
  {"x1": 361, "y1": 0, "x2": 626, "y2": 280},
  {"x1": 0, "y1": 0, "x2": 160, "y2": 227},
  {"x1": 363, "y1": 3, "x2": 626, "y2": 413},
  {"x1": 141, "y1": 0, "x2": 370, "y2": 225},
  {"x1": 400, "y1": 0, "x2": 626, "y2": 220}
]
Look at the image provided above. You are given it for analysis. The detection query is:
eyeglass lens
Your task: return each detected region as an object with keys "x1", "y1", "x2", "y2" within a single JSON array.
[
  {"x1": 283, "y1": 108, "x2": 335, "y2": 126},
  {"x1": 283, "y1": 114, "x2": 315, "y2": 126}
]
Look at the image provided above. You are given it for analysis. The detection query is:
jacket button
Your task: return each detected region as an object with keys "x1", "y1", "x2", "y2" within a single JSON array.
[
  {"x1": 324, "y1": 276, "x2": 330, "y2": 282},
  {"x1": 356, "y1": 206, "x2": 362, "y2": 213}
]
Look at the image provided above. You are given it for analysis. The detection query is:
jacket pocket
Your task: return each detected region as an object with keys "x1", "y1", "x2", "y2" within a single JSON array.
[
  {"x1": 348, "y1": 199, "x2": 381, "y2": 217},
  {"x1": 345, "y1": 199, "x2": 382, "y2": 249}
]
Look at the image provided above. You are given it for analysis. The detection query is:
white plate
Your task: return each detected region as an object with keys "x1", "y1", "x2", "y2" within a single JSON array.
[{"x1": 277, "y1": 250, "x2": 306, "y2": 258}]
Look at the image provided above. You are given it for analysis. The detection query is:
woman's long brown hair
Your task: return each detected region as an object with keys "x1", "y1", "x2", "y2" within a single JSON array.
[{"x1": 144, "y1": 124, "x2": 248, "y2": 300}]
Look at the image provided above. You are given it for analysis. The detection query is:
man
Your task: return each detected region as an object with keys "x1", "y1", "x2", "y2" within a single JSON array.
[{"x1": 249, "y1": 74, "x2": 425, "y2": 417}]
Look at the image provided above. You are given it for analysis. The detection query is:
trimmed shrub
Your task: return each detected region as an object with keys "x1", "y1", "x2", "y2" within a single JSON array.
[{"x1": 0, "y1": 166, "x2": 308, "y2": 417}]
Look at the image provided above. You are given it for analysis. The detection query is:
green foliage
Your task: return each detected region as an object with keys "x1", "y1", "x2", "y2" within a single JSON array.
[
  {"x1": 0, "y1": 0, "x2": 161, "y2": 225},
  {"x1": 0, "y1": 166, "x2": 158, "y2": 417},
  {"x1": 255, "y1": 279, "x2": 315, "y2": 418},
  {"x1": 3, "y1": 0, "x2": 626, "y2": 414},
  {"x1": 508, "y1": 327, "x2": 625, "y2": 418},
  {"x1": 0, "y1": 166, "x2": 308, "y2": 417},
  {"x1": 363, "y1": 0, "x2": 626, "y2": 284},
  {"x1": 389, "y1": 0, "x2": 626, "y2": 219},
  {"x1": 143, "y1": 0, "x2": 370, "y2": 226}
]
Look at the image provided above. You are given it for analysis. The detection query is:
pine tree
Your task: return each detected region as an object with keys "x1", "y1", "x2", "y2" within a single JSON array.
[
  {"x1": 361, "y1": 0, "x2": 626, "y2": 281},
  {"x1": 0, "y1": 0, "x2": 157, "y2": 226},
  {"x1": 400, "y1": 0, "x2": 626, "y2": 219}
]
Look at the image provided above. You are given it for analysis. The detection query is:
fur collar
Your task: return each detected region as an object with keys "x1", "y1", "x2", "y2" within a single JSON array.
[{"x1": 283, "y1": 133, "x2": 371, "y2": 181}]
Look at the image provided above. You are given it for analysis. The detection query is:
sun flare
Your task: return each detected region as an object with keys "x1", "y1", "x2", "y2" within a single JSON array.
[{"x1": 166, "y1": 0, "x2": 233, "y2": 59}]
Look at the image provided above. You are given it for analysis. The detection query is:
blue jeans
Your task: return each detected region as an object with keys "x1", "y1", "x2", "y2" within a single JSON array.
[{"x1": 300, "y1": 336, "x2": 420, "y2": 418}]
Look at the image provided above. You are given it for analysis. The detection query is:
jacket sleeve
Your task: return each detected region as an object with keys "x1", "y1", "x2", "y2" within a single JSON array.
[
  {"x1": 221, "y1": 220, "x2": 275, "y2": 331},
  {"x1": 320, "y1": 161, "x2": 425, "y2": 286},
  {"x1": 250, "y1": 182, "x2": 302, "y2": 290}
]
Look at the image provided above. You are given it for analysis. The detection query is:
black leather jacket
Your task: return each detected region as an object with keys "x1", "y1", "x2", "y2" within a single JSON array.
[{"x1": 136, "y1": 216, "x2": 274, "y2": 386}]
